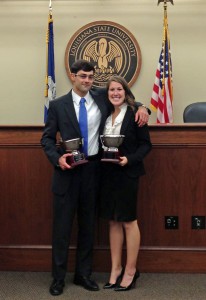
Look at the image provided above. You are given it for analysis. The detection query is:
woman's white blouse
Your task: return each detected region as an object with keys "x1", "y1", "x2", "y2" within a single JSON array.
[{"x1": 104, "y1": 103, "x2": 128, "y2": 135}]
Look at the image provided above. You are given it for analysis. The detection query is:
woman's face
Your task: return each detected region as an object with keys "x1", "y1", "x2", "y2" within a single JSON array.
[{"x1": 108, "y1": 81, "x2": 125, "y2": 107}]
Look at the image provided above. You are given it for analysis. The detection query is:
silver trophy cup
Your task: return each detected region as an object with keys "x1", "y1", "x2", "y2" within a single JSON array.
[
  {"x1": 61, "y1": 138, "x2": 88, "y2": 167},
  {"x1": 100, "y1": 134, "x2": 125, "y2": 163}
]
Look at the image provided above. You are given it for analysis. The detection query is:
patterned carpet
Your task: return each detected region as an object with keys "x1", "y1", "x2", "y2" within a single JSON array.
[{"x1": 0, "y1": 272, "x2": 206, "y2": 300}]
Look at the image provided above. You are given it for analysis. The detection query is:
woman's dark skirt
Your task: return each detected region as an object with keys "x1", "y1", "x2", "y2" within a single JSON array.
[{"x1": 99, "y1": 163, "x2": 139, "y2": 222}]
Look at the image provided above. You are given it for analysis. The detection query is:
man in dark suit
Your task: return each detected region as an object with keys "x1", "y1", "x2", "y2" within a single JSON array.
[{"x1": 41, "y1": 59, "x2": 149, "y2": 296}]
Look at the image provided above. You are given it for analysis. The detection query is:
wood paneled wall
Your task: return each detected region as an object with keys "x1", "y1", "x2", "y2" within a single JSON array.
[{"x1": 0, "y1": 125, "x2": 206, "y2": 272}]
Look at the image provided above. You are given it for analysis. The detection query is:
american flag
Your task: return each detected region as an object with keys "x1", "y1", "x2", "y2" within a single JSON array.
[
  {"x1": 44, "y1": 3, "x2": 56, "y2": 123},
  {"x1": 150, "y1": 13, "x2": 173, "y2": 123}
]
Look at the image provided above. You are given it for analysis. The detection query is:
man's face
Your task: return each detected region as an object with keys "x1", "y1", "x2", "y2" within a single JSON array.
[{"x1": 71, "y1": 70, "x2": 94, "y2": 97}]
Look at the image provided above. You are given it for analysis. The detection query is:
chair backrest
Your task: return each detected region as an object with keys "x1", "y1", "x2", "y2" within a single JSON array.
[{"x1": 183, "y1": 102, "x2": 206, "y2": 122}]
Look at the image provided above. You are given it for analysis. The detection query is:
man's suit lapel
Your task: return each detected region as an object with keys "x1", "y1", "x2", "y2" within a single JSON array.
[
  {"x1": 61, "y1": 90, "x2": 108, "y2": 137},
  {"x1": 62, "y1": 91, "x2": 81, "y2": 136}
]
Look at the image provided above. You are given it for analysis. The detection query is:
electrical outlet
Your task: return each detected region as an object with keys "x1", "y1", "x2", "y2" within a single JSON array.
[
  {"x1": 192, "y1": 216, "x2": 205, "y2": 229},
  {"x1": 165, "y1": 216, "x2": 178, "y2": 229}
]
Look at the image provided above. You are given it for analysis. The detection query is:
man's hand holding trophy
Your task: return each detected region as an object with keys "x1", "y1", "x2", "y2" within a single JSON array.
[{"x1": 60, "y1": 138, "x2": 88, "y2": 168}]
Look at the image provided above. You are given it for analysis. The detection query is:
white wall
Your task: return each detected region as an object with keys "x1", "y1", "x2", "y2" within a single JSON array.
[{"x1": 0, "y1": 0, "x2": 206, "y2": 125}]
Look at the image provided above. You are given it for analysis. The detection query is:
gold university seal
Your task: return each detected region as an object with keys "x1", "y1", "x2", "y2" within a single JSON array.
[{"x1": 65, "y1": 21, "x2": 142, "y2": 88}]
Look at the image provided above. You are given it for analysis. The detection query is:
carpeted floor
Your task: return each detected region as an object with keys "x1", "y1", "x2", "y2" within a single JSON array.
[{"x1": 0, "y1": 272, "x2": 206, "y2": 300}]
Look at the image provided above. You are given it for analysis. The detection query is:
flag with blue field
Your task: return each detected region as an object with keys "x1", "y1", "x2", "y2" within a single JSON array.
[{"x1": 44, "y1": 8, "x2": 56, "y2": 123}]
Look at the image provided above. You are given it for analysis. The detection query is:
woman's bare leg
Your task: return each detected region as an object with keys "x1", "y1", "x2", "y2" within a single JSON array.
[
  {"x1": 120, "y1": 220, "x2": 140, "y2": 287},
  {"x1": 108, "y1": 220, "x2": 124, "y2": 283}
]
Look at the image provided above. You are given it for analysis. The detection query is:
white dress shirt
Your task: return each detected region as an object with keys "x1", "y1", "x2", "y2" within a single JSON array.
[{"x1": 72, "y1": 90, "x2": 101, "y2": 156}]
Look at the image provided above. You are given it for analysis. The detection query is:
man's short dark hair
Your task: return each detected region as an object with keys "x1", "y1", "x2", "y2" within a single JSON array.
[{"x1": 71, "y1": 59, "x2": 95, "y2": 74}]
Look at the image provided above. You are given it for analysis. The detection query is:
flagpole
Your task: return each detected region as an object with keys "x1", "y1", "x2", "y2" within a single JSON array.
[
  {"x1": 45, "y1": 1, "x2": 53, "y2": 97},
  {"x1": 45, "y1": 33, "x2": 48, "y2": 97},
  {"x1": 158, "y1": 0, "x2": 174, "y2": 106},
  {"x1": 49, "y1": 0, "x2": 52, "y2": 12},
  {"x1": 151, "y1": 0, "x2": 174, "y2": 123},
  {"x1": 162, "y1": 1, "x2": 168, "y2": 96},
  {"x1": 44, "y1": 0, "x2": 56, "y2": 122}
]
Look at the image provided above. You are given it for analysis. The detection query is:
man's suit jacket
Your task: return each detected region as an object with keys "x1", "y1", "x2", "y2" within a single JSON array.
[{"x1": 41, "y1": 89, "x2": 109, "y2": 195}]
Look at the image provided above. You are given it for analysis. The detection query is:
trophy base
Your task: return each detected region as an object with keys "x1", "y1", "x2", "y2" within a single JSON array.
[
  {"x1": 70, "y1": 159, "x2": 88, "y2": 167},
  {"x1": 66, "y1": 153, "x2": 88, "y2": 168},
  {"x1": 101, "y1": 158, "x2": 120, "y2": 164},
  {"x1": 101, "y1": 151, "x2": 120, "y2": 164}
]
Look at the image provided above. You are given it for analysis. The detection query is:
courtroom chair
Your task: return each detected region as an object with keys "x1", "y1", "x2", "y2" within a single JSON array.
[{"x1": 183, "y1": 102, "x2": 206, "y2": 122}]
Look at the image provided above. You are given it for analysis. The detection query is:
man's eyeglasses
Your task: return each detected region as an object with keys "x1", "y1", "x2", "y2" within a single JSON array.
[{"x1": 75, "y1": 74, "x2": 94, "y2": 80}]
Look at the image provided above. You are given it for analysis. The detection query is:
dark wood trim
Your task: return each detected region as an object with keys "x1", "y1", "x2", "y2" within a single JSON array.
[{"x1": 1, "y1": 246, "x2": 206, "y2": 273}]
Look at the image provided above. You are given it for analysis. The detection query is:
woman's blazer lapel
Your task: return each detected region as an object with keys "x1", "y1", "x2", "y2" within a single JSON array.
[{"x1": 120, "y1": 106, "x2": 134, "y2": 135}]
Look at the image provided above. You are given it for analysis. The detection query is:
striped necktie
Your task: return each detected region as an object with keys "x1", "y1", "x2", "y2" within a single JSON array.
[{"x1": 79, "y1": 98, "x2": 88, "y2": 156}]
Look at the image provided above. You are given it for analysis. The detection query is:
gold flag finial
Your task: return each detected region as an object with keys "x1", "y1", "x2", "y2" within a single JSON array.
[{"x1": 157, "y1": 0, "x2": 174, "y2": 5}]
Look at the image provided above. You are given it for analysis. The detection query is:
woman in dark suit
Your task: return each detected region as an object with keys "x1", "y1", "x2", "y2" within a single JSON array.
[{"x1": 100, "y1": 75, "x2": 152, "y2": 291}]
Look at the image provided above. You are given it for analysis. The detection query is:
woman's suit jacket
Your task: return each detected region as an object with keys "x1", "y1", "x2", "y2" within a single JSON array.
[{"x1": 116, "y1": 106, "x2": 152, "y2": 178}]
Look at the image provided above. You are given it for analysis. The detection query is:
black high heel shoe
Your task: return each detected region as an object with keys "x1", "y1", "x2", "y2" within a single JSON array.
[
  {"x1": 103, "y1": 267, "x2": 125, "y2": 289},
  {"x1": 114, "y1": 270, "x2": 140, "y2": 292}
]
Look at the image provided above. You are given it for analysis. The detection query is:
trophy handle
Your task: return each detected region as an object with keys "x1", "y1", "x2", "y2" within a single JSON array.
[
  {"x1": 100, "y1": 135, "x2": 109, "y2": 151},
  {"x1": 100, "y1": 135, "x2": 104, "y2": 148}
]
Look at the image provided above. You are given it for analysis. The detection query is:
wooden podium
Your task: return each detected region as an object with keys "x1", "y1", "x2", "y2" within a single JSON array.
[{"x1": 0, "y1": 124, "x2": 206, "y2": 272}]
